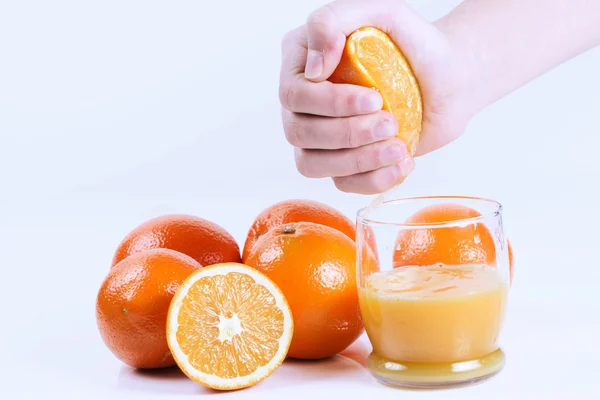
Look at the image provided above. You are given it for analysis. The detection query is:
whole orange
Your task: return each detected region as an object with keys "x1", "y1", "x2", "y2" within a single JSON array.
[
  {"x1": 242, "y1": 199, "x2": 355, "y2": 261},
  {"x1": 245, "y1": 222, "x2": 366, "y2": 360},
  {"x1": 112, "y1": 214, "x2": 240, "y2": 268},
  {"x1": 393, "y1": 203, "x2": 514, "y2": 283},
  {"x1": 97, "y1": 248, "x2": 202, "y2": 368}
]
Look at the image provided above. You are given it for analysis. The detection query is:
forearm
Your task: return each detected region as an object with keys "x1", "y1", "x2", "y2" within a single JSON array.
[{"x1": 435, "y1": 0, "x2": 600, "y2": 115}]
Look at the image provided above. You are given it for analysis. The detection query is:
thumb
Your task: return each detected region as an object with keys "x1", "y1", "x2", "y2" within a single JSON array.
[{"x1": 303, "y1": 0, "x2": 412, "y2": 81}]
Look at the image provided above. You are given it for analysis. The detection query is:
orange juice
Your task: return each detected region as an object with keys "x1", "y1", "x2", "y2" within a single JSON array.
[{"x1": 359, "y1": 264, "x2": 508, "y2": 385}]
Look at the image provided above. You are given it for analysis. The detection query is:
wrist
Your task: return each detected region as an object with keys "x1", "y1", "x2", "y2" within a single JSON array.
[{"x1": 433, "y1": 15, "x2": 487, "y2": 119}]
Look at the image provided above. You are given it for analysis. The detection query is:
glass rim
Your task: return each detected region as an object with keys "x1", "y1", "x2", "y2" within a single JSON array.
[{"x1": 356, "y1": 195, "x2": 502, "y2": 228}]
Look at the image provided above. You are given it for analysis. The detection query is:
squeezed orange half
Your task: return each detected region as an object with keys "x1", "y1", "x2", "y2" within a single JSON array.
[{"x1": 329, "y1": 27, "x2": 423, "y2": 155}]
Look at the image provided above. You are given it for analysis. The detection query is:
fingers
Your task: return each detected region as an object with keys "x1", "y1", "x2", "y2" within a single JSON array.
[
  {"x1": 332, "y1": 158, "x2": 415, "y2": 195},
  {"x1": 294, "y1": 138, "x2": 408, "y2": 178},
  {"x1": 279, "y1": 76, "x2": 382, "y2": 117},
  {"x1": 304, "y1": 0, "x2": 406, "y2": 81},
  {"x1": 280, "y1": 26, "x2": 308, "y2": 77},
  {"x1": 282, "y1": 109, "x2": 397, "y2": 149},
  {"x1": 279, "y1": 24, "x2": 383, "y2": 116},
  {"x1": 279, "y1": 0, "x2": 431, "y2": 195}
]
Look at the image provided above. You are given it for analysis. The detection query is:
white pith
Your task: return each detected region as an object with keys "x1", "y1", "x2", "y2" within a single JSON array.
[
  {"x1": 217, "y1": 313, "x2": 243, "y2": 342},
  {"x1": 167, "y1": 263, "x2": 293, "y2": 389}
]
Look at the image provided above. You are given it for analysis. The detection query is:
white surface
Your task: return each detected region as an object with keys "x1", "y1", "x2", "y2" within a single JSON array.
[{"x1": 1, "y1": 0, "x2": 599, "y2": 398}]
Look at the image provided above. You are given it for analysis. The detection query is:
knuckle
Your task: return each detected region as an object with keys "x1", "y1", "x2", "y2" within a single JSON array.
[
  {"x1": 349, "y1": 117, "x2": 373, "y2": 148},
  {"x1": 332, "y1": 83, "x2": 361, "y2": 116},
  {"x1": 307, "y1": 7, "x2": 333, "y2": 31},
  {"x1": 329, "y1": 83, "x2": 339, "y2": 116},
  {"x1": 281, "y1": 25, "x2": 306, "y2": 52},
  {"x1": 346, "y1": 117, "x2": 358, "y2": 148},
  {"x1": 375, "y1": 143, "x2": 391, "y2": 167},
  {"x1": 354, "y1": 151, "x2": 369, "y2": 174},
  {"x1": 279, "y1": 75, "x2": 298, "y2": 110},
  {"x1": 344, "y1": 90, "x2": 360, "y2": 114},
  {"x1": 334, "y1": 87, "x2": 363, "y2": 116},
  {"x1": 284, "y1": 120, "x2": 302, "y2": 147},
  {"x1": 306, "y1": 5, "x2": 338, "y2": 50},
  {"x1": 355, "y1": 147, "x2": 379, "y2": 174}
]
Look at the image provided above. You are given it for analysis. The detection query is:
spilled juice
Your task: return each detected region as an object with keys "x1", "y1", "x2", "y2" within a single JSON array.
[{"x1": 358, "y1": 264, "x2": 508, "y2": 385}]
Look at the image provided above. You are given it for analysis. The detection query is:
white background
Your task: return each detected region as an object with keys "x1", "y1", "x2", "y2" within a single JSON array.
[{"x1": 1, "y1": 0, "x2": 599, "y2": 398}]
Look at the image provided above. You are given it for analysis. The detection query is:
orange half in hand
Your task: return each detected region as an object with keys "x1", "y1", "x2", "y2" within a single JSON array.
[
  {"x1": 166, "y1": 263, "x2": 293, "y2": 390},
  {"x1": 329, "y1": 27, "x2": 423, "y2": 155}
]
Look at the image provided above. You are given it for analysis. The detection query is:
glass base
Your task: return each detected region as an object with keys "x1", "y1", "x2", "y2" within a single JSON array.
[{"x1": 367, "y1": 348, "x2": 505, "y2": 389}]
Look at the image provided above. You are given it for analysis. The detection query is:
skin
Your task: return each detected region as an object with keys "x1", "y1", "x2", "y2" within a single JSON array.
[
  {"x1": 96, "y1": 249, "x2": 202, "y2": 369},
  {"x1": 241, "y1": 199, "x2": 355, "y2": 261},
  {"x1": 245, "y1": 222, "x2": 365, "y2": 359},
  {"x1": 112, "y1": 214, "x2": 241, "y2": 267},
  {"x1": 279, "y1": 0, "x2": 600, "y2": 194}
]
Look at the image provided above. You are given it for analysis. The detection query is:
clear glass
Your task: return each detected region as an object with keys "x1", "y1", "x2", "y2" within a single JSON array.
[{"x1": 356, "y1": 196, "x2": 511, "y2": 389}]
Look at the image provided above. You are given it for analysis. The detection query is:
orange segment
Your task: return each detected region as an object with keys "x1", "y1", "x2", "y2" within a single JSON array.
[
  {"x1": 167, "y1": 263, "x2": 293, "y2": 390},
  {"x1": 329, "y1": 26, "x2": 423, "y2": 155}
]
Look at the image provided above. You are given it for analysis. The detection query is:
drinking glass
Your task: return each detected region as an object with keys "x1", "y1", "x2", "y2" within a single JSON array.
[{"x1": 356, "y1": 196, "x2": 511, "y2": 388}]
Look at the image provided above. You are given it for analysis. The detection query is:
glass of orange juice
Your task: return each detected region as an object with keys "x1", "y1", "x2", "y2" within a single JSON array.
[{"x1": 356, "y1": 196, "x2": 511, "y2": 389}]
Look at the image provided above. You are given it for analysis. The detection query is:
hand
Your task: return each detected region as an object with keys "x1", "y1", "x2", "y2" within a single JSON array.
[{"x1": 279, "y1": 0, "x2": 475, "y2": 194}]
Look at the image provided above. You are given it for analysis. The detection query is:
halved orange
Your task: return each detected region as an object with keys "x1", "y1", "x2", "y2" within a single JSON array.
[
  {"x1": 329, "y1": 26, "x2": 423, "y2": 155},
  {"x1": 166, "y1": 263, "x2": 293, "y2": 390}
]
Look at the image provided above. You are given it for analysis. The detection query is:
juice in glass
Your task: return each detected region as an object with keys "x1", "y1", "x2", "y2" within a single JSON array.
[
  {"x1": 359, "y1": 264, "x2": 508, "y2": 385},
  {"x1": 356, "y1": 196, "x2": 511, "y2": 388}
]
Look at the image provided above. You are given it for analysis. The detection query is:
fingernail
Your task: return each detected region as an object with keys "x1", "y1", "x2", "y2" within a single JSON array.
[
  {"x1": 374, "y1": 119, "x2": 397, "y2": 139},
  {"x1": 382, "y1": 142, "x2": 408, "y2": 164},
  {"x1": 305, "y1": 50, "x2": 324, "y2": 79},
  {"x1": 395, "y1": 156, "x2": 415, "y2": 178},
  {"x1": 359, "y1": 92, "x2": 383, "y2": 113}
]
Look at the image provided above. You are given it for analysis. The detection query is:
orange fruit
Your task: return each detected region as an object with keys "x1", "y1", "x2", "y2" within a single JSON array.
[
  {"x1": 112, "y1": 214, "x2": 241, "y2": 268},
  {"x1": 167, "y1": 263, "x2": 293, "y2": 390},
  {"x1": 96, "y1": 248, "x2": 202, "y2": 369},
  {"x1": 393, "y1": 203, "x2": 514, "y2": 283},
  {"x1": 245, "y1": 222, "x2": 371, "y2": 359},
  {"x1": 242, "y1": 199, "x2": 355, "y2": 261},
  {"x1": 329, "y1": 26, "x2": 423, "y2": 155}
]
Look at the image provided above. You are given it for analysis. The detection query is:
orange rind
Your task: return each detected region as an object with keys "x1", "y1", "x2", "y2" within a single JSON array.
[
  {"x1": 166, "y1": 263, "x2": 293, "y2": 390},
  {"x1": 330, "y1": 27, "x2": 423, "y2": 154}
]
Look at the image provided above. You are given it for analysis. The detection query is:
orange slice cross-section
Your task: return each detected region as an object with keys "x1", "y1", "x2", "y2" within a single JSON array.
[
  {"x1": 330, "y1": 26, "x2": 423, "y2": 155},
  {"x1": 166, "y1": 263, "x2": 293, "y2": 390}
]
